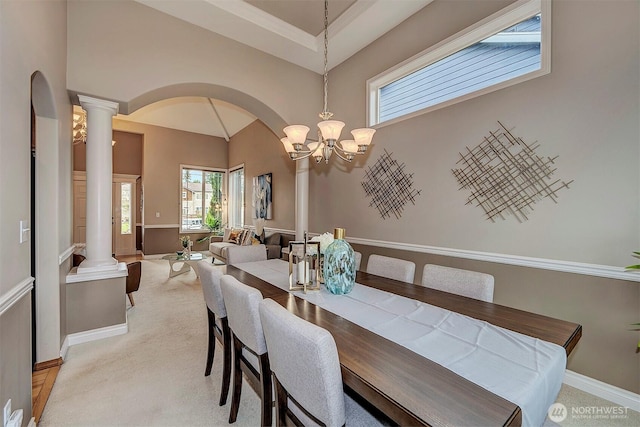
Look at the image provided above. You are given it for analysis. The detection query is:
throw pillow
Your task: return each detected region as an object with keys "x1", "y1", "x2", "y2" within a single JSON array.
[
  {"x1": 250, "y1": 231, "x2": 264, "y2": 245},
  {"x1": 228, "y1": 230, "x2": 241, "y2": 243},
  {"x1": 242, "y1": 229, "x2": 255, "y2": 246}
]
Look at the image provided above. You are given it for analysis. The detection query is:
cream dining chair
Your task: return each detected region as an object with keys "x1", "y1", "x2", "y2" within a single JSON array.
[
  {"x1": 225, "y1": 244, "x2": 267, "y2": 265},
  {"x1": 421, "y1": 264, "x2": 494, "y2": 302},
  {"x1": 366, "y1": 254, "x2": 415, "y2": 283},
  {"x1": 259, "y1": 298, "x2": 388, "y2": 427},
  {"x1": 220, "y1": 275, "x2": 272, "y2": 426},
  {"x1": 196, "y1": 260, "x2": 231, "y2": 406}
]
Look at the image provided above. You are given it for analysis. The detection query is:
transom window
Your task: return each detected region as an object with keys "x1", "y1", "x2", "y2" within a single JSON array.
[
  {"x1": 181, "y1": 166, "x2": 225, "y2": 232},
  {"x1": 367, "y1": 0, "x2": 550, "y2": 127}
]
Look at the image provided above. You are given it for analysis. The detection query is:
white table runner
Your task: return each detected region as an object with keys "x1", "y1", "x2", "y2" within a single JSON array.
[{"x1": 233, "y1": 259, "x2": 566, "y2": 427}]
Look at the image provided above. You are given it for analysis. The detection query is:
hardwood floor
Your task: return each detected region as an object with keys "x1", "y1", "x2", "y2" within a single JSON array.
[
  {"x1": 116, "y1": 253, "x2": 145, "y2": 263},
  {"x1": 32, "y1": 365, "x2": 60, "y2": 423},
  {"x1": 31, "y1": 253, "x2": 143, "y2": 421}
]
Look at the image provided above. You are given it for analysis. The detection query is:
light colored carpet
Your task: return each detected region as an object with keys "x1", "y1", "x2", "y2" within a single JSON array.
[
  {"x1": 39, "y1": 259, "x2": 639, "y2": 426},
  {"x1": 552, "y1": 384, "x2": 639, "y2": 427},
  {"x1": 40, "y1": 259, "x2": 260, "y2": 426}
]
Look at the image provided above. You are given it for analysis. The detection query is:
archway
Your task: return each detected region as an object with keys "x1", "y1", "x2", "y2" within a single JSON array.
[
  {"x1": 123, "y1": 82, "x2": 288, "y2": 137},
  {"x1": 31, "y1": 71, "x2": 62, "y2": 365}
]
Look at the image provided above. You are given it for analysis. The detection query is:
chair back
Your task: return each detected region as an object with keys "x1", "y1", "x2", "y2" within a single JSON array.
[
  {"x1": 220, "y1": 275, "x2": 267, "y2": 355},
  {"x1": 421, "y1": 264, "x2": 494, "y2": 302},
  {"x1": 226, "y1": 244, "x2": 267, "y2": 265},
  {"x1": 197, "y1": 260, "x2": 226, "y2": 317},
  {"x1": 366, "y1": 254, "x2": 415, "y2": 283},
  {"x1": 126, "y1": 261, "x2": 142, "y2": 293},
  {"x1": 354, "y1": 251, "x2": 362, "y2": 271},
  {"x1": 259, "y1": 299, "x2": 345, "y2": 427}
]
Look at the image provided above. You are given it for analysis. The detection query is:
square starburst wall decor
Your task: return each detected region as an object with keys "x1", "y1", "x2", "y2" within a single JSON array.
[
  {"x1": 362, "y1": 149, "x2": 421, "y2": 219},
  {"x1": 452, "y1": 121, "x2": 573, "y2": 223}
]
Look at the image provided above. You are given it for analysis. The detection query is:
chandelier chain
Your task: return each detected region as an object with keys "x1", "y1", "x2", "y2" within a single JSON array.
[{"x1": 322, "y1": 0, "x2": 329, "y2": 116}]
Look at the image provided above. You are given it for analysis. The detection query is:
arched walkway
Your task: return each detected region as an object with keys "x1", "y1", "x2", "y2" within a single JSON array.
[
  {"x1": 31, "y1": 71, "x2": 62, "y2": 364},
  {"x1": 120, "y1": 82, "x2": 289, "y2": 137}
]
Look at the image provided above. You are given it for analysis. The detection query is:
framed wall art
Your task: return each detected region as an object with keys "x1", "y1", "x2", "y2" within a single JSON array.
[{"x1": 252, "y1": 172, "x2": 273, "y2": 219}]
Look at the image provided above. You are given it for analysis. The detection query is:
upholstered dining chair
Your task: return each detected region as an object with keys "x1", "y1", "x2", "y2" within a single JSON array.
[
  {"x1": 125, "y1": 261, "x2": 141, "y2": 306},
  {"x1": 366, "y1": 254, "x2": 416, "y2": 283},
  {"x1": 220, "y1": 275, "x2": 272, "y2": 426},
  {"x1": 421, "y1": 264, "x2": 494, "y2": 302},
  {"x1": 354, "y1": 251, "x2": 362, "y2": 271},
  {"x1": 196, "y1": 260, "x2": 231, "y2": 406},
  {"x1": 259, "y1": 298, "x2": 387, "y2": 427},
  {"x1": 225, "y1": 244, "x2": 267, "y2": 266}
]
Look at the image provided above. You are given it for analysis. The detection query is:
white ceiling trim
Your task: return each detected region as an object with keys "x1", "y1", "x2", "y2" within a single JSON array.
[
  {"x1": 204, "y1": 0, "x2": 319, "y2": 51},
  {"x1": 134, "y1": 0, "x2": 433, "y2": 73}
]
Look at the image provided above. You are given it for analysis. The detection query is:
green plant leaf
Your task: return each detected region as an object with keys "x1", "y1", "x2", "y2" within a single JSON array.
[{"x1": 625, "y1": 264, "x2": 640, "y2": 270}]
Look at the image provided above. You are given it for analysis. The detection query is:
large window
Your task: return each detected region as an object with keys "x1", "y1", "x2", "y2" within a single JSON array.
[
  {"x1": 181, "y1": 166, "x2": 225, "y2": 232},
  {"x1": 368, "y1": 0, "x2": 549, "y2": 126},
  {"x1": 228, "y1": 166, "x2": 244, "y2": 229}
]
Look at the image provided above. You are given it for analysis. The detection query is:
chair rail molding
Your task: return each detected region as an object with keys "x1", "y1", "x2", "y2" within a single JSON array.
[
  {"x1": 0, "y1": 277, "x2": 35, "y2": 316},
  {"x1": 59, "y1": 245, "x2": 76, "y2": 265},
  {"x1": 346, "y1": 236, "x2": 640, "y2": 282}
]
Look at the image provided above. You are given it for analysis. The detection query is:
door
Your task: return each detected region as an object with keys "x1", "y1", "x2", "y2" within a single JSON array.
[
  {"x1": 73, "y1": 179, "x2": 87, "y2": 244},
  {"x1": 113, "y1": 178, "x2": 136, "y2": 256}
]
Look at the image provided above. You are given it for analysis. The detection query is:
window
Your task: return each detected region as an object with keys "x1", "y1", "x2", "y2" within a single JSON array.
[
  {"x1": 181, "y1": 166, "x2": 225, "y2": 232},
  {"x1": 121, "y1": 183, "x2": 132, "y2": 235},
  {"x1": 367, "y1": 0, "x2": 549, "y2": 126},
  {"x1": 228, "y1": 166, "x2": 244, "y2": 229}
]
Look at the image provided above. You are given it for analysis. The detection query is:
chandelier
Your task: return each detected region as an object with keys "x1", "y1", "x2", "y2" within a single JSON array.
[
  {"x1": 72, "y1": 107, "x2": 116, "y2": 146},
  {"x1": 73, "y1": 108, "x2": 87, "y2": 145},
  {"x1": 280, "y1": 0, "x2": 375, "y2": 164}
]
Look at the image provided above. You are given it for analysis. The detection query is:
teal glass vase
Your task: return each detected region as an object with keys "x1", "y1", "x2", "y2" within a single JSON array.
[{"x1": 323, "y1": 228, "x2": 356, "y2": 295}]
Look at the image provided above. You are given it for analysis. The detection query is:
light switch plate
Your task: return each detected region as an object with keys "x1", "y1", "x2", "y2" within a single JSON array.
[{"x1": 19, "y1": 220, "x2": 30, "y2": 243}]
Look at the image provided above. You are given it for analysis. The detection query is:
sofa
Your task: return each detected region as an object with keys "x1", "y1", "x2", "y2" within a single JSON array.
[
  {"x1": 264, "y1": 231, "x2": 296, "y2": 260},
  {"x1": 209, "y1": 228, "x2": 295, "y2": 263}
]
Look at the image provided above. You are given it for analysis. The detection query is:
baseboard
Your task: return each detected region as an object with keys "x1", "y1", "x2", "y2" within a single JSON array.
[
  {"x1": 564, "y1": 370, "x2": 640, "y2": 411},
  {"x1": 66, "y1": 322, "x2": 128, "y2": 347},
  {"x1": 34, "y1": 357, "x2": 63, "y2": 371},
  {"x1": 60, "y1": 336, "x2": 69, "y2": 360}
]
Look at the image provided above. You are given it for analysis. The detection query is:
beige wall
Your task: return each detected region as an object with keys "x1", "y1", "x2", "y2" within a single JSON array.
[
  {"x1": 66, "y1": 0, "x2": 321, "y2": 134},
  {"x1": 74, "y1": 129, "x2": 143, "y2": 175},
  {"x1": 311, "y1": 0, "x2": 640, "y2": 393},
  {"x1": 113, "y1": 119, "x2": 228, "y2": 254},
  {"x1": 66, "y1": 277, "x2": 126, "y2": 334},
  {"x1": 229, "y1": 120, "x2": 296, "y2": 231},
  {"x1": 316, "y1": 0, "x2": 639, "y2": 267},
  {"x1": 0, "y1": 0, "x2": 71, "y2": 419}
]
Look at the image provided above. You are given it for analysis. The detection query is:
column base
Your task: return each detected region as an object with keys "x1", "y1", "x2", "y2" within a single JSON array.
[{"x1": 77, "y1": 257, "x2": 119, "y2": 274}]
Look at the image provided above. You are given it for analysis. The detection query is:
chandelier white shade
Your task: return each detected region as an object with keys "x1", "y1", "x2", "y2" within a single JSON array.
[{"x1": 281, "y1": 0, "x2": 375, "y2": 164}]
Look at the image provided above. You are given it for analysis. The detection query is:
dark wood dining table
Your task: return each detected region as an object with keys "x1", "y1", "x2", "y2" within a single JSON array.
[{"x1": 222, "y1": 264, "x2": 582, "y2": 427}]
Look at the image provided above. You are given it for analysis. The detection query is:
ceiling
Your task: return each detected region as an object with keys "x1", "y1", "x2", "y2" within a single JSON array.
[{"x1": 115, "y1": 0, "x2": 432, "y2": 139}]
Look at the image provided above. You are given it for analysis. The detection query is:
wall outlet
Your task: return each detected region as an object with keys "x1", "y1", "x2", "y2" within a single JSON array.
[
  {"x1": 6, "y1": 409, "x2": 22, "y2": 427},
  {"x1": 155, "y1": 212, "x2": 160, "y2": 218},
  {"x1": 3, "y1": 399, "x2": 11, "y2": 427}
]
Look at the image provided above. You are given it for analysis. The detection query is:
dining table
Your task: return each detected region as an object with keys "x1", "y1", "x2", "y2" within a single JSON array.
[{"x1": 220, "y1": 259, "x2": 582, "y2": 427}]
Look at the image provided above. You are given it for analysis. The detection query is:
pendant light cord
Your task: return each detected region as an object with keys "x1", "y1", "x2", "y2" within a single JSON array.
[{"x1": 321, "y1": 0, "x2": 329, "y2": 117}]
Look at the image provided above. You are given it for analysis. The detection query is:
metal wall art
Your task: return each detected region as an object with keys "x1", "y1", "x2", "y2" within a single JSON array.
[
  {"x1": 452, "y1": 121, "x2": 573, "y2": 222},
  {"x1": 362, "y1": 149, "x2": 421, "y2": 219}
]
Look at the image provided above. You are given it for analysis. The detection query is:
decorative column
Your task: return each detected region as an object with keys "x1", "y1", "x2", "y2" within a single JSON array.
[
  {"x1": 77, "y1": 95, "x2": 119, "y2": 273},
  {"x1": 295, "y1": 157, "x2": 309, "y2": 240}
]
